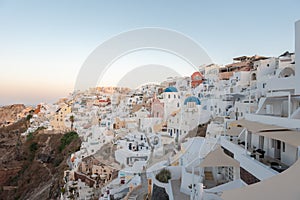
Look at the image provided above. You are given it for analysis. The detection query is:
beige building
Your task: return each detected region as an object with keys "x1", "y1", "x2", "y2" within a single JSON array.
[
  {"x1": 80, "y1": 156, "x2": 118, "y2": 186},
  {"x1": 113, "y1": 118, "x2": 126, "y2": 129},
  {"x1": 92, "y1": 164, "x2": 115, "y2": 183},
  {"x1": 50, "y1": 103, "x2": 72, "y2": 131}
]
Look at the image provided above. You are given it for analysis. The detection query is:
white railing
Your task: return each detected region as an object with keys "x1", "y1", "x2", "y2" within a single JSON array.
[
  {"x1": 199, "y1": 137, "x2": 219, "y2": 158},
  {"x1": 221, "y1": 137, "x2": 278, "y2": 180},
  {"x1": 238, "y1": 128, "x2": 247, "y2": 138},
  {"x1": 291, "y1": 107, "x2": 300, "y2": 119}
]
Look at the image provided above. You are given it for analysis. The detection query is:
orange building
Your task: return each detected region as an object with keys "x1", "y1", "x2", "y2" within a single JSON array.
[{"x1": 191, "y1": 71, "x2": 204, "y2": 88}]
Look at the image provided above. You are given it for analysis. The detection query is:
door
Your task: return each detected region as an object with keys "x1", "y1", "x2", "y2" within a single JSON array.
[
  {"x1": 259, "y1": 136, "x2": 264, "y2": 150},
  {"x1": 281, "y1": 101, "x2": 288, "y2": 117},
  {"x1": 274, "y1": 140, "x2": 281, "y2": 160},
  {"x1": 266, "y1": 104, "x2": 273, "y2": 115},
  {"x1": 247, "y1": 132, "x2": 252, "y2": 148}
]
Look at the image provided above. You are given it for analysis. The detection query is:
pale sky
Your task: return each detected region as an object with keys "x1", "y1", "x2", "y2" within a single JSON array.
[{"x1": 1, "y1": 0, "x2": 300, "y2": 105}]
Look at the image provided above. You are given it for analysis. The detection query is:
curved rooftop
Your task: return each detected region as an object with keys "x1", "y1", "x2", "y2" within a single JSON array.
[
  {"x1": 184, "y1": 96, "x2": 201, "y2": 105},
  {"x1": 221, "y1": 158, "x2": 300, "y2": 200},
  {"x1": 164, "y1": 86, "x2": 178, "y2": 93}
]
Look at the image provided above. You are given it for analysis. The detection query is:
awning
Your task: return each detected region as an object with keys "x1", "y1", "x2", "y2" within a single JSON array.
[
  {"x1": 229, "y1": 119, "x2": 287, "y2": 133},
  {"x1": 221, "y1": 158, "x2": 300, "y2": 200},
  {"x1": 257, "y1": 131, "x2": 300, "y2": 147},
  {"x1": 199, "y1": 146, "x2": 240, "y2": 168}
]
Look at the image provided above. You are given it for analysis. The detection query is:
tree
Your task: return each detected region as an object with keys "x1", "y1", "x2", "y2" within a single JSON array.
[
  {"x1": 69, "y1": 115, "x2": 75, "y2": 130},
  {"x1": 25, "y1": 114, "x2": 33, "y2": 129},
  {"x1": 26, "y1": 114, "x2": 33, "y2": 121},
  {"x1": 155, "y1": 168, "x2": 171, "y2": 183}
]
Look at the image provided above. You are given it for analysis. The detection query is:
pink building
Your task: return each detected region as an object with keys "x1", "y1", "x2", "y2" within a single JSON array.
[{"x1": 151, "y1": 93, "x2": 164, "y2": 118}]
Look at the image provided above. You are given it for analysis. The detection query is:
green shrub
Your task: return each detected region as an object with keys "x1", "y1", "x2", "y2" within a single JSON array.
[
  {"x1": 26, "y1": 114, "x2": 33, "y2": 121},
  {"x1": 59, "y1": 131, "x2": 78, "y2": 152},
  {"x1": 61, "y1": 187, "x2": 66, "y2": 194},
  {"x1": 27, "y1": 132, "x2": 33, "y2": 140},
  {"x1": 155, "y1": 168, "x2": 171, "y2": 183},
  {"x1": 29, "y1": 142, "x2": 38, "y2": 152}
]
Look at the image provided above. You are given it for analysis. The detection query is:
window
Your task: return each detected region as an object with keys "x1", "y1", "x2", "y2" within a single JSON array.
[
  {"x1": 271, "y1": 139, "x2": 275, "y2": 148},
  {"x1": 224, "y1": 166, "x2": 234, "y2": 181},
  {"x1": 168, "y1": 94, "x2": 170, "y2": 99},
  {"x1": 174, "y1": 95, "x2": 176, "y2": 98},
  {"x1": 282, "y1": 142, "x2": 285, "y2": 152},
  {"x1": 251, "y1": 73, "x2": 257, "y2": 81},
  {"x1": 263, "y1": 83, "x2": 266, "y2": 89}
]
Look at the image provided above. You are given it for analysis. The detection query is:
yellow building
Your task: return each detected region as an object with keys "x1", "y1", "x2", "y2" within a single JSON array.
[
  {"x1": 50, "y1": 103, "x2": 72, "y2": 131},
  {"x1": 113, "y1": 118, "x2": 126, "y2": 129}
]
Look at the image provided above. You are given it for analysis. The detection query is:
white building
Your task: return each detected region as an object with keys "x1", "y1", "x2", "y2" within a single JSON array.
[
  {"x1": 167, "y1": 96, "x2": 211, "y2": 141},
  {"x1": 161, "y1": 86, "x2": 181, "y2": 121}
]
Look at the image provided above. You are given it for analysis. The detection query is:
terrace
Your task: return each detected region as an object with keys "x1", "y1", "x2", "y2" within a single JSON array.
[{"x1": 224, "y1": 119, "x2": 300, "y2": 173}]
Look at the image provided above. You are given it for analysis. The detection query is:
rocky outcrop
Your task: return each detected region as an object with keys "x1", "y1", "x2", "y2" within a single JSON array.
[
  {"x1": 0, "y1": 104, "x2": 26, "y2": 125},
  {"x1": 0, "y1": 119, "x2": 81, "y2": 200}
]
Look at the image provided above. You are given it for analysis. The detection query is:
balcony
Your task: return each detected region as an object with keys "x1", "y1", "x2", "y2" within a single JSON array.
[
  {"x1": 220, "y1": 137, "x2": 278, "y2": 180},
  {"x1": 265, "y1": 76, "x2": 295, "y2": 91},
  {"x1": 222, "y1": 133, "x2": 291, "y2": 173},
  {"x1": 245, "y1": 113, "x2": 300, "y2": 129}
]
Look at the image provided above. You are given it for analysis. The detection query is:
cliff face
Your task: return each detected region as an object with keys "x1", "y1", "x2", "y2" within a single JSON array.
[
  {"x1": 0, "y1": 118, "x2": 81, "y2": 200},
  {"x1": 0, "y1": 104, "x2": 26, "y2": 125},
  {"x1": 0, "y1": 118, "x2": 28, "y2": 186}
]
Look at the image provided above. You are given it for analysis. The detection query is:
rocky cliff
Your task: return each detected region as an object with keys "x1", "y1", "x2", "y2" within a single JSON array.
[
  {"x1": 0, "y1": 104, "x2": 26, "y2": 125},
  {"x1": 0, "y1": 117, "x2": 81, "y2": 200}
]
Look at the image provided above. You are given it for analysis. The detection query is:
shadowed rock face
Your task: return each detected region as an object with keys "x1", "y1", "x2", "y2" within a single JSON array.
[{"x1": 0, "y1": 118, "x2": 81, "y2": 200}]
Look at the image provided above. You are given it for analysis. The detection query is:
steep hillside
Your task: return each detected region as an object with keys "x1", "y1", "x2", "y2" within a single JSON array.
[{"x1": 0, "y1": 120, "x2": 81, "y2": 200}]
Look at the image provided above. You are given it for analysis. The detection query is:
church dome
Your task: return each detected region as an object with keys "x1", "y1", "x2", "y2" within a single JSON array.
[
  {"x1": 184, "y1": 96, "x2": 201, "y2": 105},
  {"x1": 164, "y1": 86, "x2": 178, "y2": 93}
]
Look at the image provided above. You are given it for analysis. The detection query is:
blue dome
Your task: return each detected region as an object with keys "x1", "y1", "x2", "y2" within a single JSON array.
[
  {"x1": 184, "y1": 96, "x2": 201, "y2": 105},
  {"x1": 164, "y1": 87, "x2": 178, "y2": 93}
]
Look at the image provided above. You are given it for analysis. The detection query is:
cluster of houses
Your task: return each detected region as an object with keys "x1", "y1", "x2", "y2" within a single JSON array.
[{"x1": 20, "y1": 20, "x2": 300, "y2": 200}]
